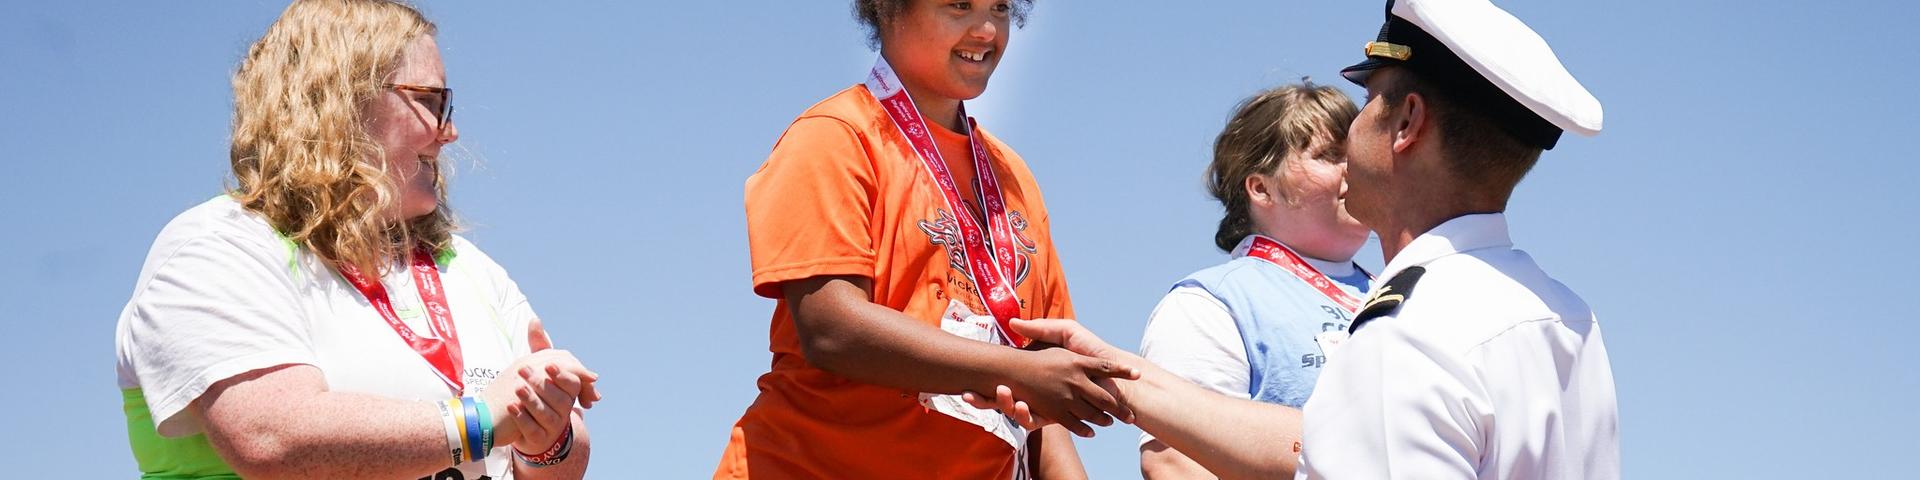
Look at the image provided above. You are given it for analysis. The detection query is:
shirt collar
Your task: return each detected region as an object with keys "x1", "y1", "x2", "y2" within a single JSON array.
[
  {"x1": 1231, "y1": 234, "x2": 1358, "y2": 277},
  {"x1": 1377, "y1": 213, "x2": 1514, "y2": 282}
]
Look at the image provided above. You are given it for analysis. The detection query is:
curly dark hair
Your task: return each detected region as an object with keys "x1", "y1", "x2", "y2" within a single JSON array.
[{"x1": 854, "y1": 0, "x2": 1035, "y2": 49}]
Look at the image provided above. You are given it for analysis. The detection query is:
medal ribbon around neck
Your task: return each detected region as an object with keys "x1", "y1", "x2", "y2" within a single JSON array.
[
  {"x1": 866, "y1": 57, "x2": 1029, "y2": 347},
  {"x1": 1244, "y1": 236, "x2": 1365, "y2": 313},
  {"x1": 339, "y1": 248, "x2": 465, "y2": 393}
]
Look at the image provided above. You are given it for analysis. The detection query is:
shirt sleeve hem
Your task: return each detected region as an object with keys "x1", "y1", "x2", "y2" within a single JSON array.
[
  {"x1": 149, "y1": 351, "x2": 317, "y2": 438},
  {"x1": 750, "y1": 257, "x2": 877, "y2": 298}
]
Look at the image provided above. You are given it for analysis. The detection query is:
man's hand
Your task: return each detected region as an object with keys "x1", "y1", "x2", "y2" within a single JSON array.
[
  {"x1": 1015, "y1": 318, "x2": 1133, "y2": 364},
  {"x1": 967, "y1": 319, "x2": 1141, "y2": 431},
  {"x1": 998, "y1": 344, "x2": 1137, "y2": 437}
]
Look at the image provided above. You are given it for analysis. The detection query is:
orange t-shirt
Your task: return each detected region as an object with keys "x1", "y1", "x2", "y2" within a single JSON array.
[{"x1": 714, "y1": 85, "x2": 1074, "y2": 479}]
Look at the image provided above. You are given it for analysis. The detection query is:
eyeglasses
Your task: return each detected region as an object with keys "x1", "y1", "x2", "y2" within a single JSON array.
[{"x1": 383, "y1": 83, "x2": 454, "y2": 132}]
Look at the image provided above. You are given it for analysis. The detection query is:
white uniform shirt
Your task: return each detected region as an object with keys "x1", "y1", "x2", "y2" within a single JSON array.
[
  {"x1": 1136, "y1": 237, "x2": 1362, "y2": 447},
  {"x1": 114, "y1": 196, "x2": 538, "y2": 479},
  {"x1": 1298, "y1": 214, "x2": 1619, "y2": 479}
]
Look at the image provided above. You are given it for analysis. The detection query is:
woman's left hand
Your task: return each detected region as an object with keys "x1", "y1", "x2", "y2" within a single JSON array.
[{"x1": 498, "y1": 318, "x2": 600, "y2": 454}]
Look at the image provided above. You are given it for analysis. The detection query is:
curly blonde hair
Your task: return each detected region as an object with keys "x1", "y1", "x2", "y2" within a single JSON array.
[{"x1": 228, "y1": 0, "x2": 451, "y2": 276}]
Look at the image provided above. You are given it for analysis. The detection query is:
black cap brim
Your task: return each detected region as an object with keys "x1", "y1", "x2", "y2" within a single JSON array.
[
  {"x1": 1344, "y1": 0, "x2": 1575, "y2": 149},
  {"x1": 1341, "y1": 57, "x2": 1399, "y2": 85}
]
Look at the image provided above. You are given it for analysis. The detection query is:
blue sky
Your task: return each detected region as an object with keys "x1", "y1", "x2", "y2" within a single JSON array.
[{"x1": 2, "y1": 1, "x2": 1914, "y2": 478}]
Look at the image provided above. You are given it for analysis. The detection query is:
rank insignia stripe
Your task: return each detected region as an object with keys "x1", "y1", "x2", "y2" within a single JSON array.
[
  {"x1": 1348, "y1": 266, "x2": 1426, "y2": 334},
  {"x1": 1364, "y1": 41, "x2": 1412, "y2": 61}
]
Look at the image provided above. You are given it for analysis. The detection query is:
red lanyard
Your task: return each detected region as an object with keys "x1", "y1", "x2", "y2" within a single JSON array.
[
  {"x1": 866, "y1": 58, "x2": 1029, "y2": 347},
  {"x1": 338, "y1": 249, "x2": 465, "y2": 393},
  {"x1": 1244, "y1": 236, "x2": 1365, "y2": 313}
]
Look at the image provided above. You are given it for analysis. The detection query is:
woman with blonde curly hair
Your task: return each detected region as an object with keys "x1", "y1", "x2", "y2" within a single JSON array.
[{"x1": 114, "y1": 1, "x2": 598, "y2": 478}]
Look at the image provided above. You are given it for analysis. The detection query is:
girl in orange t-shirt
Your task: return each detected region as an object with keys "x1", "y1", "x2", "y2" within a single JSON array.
[{"x1": 714, "y1": 1, "x2": 1135, "y2": 478}]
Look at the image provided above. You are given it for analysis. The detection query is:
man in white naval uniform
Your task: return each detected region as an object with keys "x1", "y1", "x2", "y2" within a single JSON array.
[
  {"x1": 1301, "y1": 0, "x2": 1619, "y2": 477},
  {"x1": 964, "y1": 0, "x2": 1619, "y2": 478}
]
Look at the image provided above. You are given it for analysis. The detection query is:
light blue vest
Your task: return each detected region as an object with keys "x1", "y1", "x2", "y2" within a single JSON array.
[{"x1": 1176, "y1": 255, "x2": 1370, "y2": 406}]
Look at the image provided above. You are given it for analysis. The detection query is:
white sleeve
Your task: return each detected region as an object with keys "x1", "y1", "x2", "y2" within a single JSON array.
[
  {"x1": 1136, "y1": 285, "x2": 1251, "y2": 446},
  {"x1": 1297, "y1": 320, "x2": 1485, "y2": 479},
  {"x1": 119, "y1": 233, "x2": 315, "y2": 438}
]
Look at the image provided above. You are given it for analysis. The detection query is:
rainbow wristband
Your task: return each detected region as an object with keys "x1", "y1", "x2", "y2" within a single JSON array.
[
  {"x1": 461, "y1": 397, "x2": 484, "y2": 463},
  {"x1": 474, "y1": 397, "x2": 495, "y2": 457},
  {"x1": 435, "y1": 399, "x2": 464, "y2": 466}
]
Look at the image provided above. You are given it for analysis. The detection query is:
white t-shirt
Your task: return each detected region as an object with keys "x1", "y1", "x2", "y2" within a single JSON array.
[
  {"x1": 114, "y1": 196, "x2": 537, "y2": 479},
  {"x1": 1135, "y1": 240, "x2": 1360, "y2": 447}
]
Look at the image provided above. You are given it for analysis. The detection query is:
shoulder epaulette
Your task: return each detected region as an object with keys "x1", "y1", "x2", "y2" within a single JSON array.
[{"x1": 1348, "y1": 266, "x2": 1426, "y2": 334}]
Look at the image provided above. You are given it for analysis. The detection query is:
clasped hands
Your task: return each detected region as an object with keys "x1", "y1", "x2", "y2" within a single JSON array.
[
  {"x1": 971, "y1": 319, "x2": 1141, "y2": 437},
  {"x1": 480, "y1": 318, "x2": 603, "y2": 454}
]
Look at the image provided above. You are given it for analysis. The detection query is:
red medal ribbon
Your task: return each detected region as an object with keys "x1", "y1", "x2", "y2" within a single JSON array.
[
  {"x1": 866, "y1": 58, "x2": 1029, "y2": 347},
  {"x1": 1244, "y1": 236, "x2": 1366, "y2": 313},
  {"x1": 339, "y1": 248, "x2": 465, "y2": 393}
]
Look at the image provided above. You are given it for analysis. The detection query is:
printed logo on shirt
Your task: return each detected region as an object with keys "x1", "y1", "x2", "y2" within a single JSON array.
[
  {"x1": 919, "y1": 207, "x2": 1039, "y2": 289},
  {"x1": 463, "y1": 367, "x2": 502, "y2": 393},
  {"x1": 1308, "y1": 304, "x2": 1351, "y2": 367},
  {"x1": 1320, "y1": 305, "x2": 1353, "y2": 333},
  {"x1": 1320, "y1": 304, "x2": 1353, "y2": 324}
]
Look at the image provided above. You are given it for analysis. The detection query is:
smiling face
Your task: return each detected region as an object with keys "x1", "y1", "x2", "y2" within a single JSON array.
[
  {"x1": 877, "y1": 0, "x2": 1014, "y2": 103},
  {"x1": 364, "y1": 35, "x2": 458, "y2": 221}
]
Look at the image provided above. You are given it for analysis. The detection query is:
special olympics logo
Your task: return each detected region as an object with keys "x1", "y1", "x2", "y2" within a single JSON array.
[{"x1": 919, "y1": 208, "x2": 1043, "y2": 289}]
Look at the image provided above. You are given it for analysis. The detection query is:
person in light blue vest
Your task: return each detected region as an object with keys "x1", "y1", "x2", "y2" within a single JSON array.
[{"x1": 1136, "y1": 82, "x2": 1372, "y2": 479}]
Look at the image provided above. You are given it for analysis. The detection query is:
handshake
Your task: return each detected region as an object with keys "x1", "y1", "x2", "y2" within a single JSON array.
[{"x1": 965, "y1": 319, "x2": 1145, "y2": 438}]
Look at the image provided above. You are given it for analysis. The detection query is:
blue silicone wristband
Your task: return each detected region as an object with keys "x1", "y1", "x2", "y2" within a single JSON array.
[{"x1": 461, "y1": 397, "x2": 484, "y2": 462}]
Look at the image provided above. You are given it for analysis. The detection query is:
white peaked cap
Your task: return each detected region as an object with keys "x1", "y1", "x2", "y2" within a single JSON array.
[{"x1": 1342, "y1": 0, "x2": 1602, "y2": 148}]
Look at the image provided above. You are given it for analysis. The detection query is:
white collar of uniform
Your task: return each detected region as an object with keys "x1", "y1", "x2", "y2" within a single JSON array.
[
  {"x1": 1231, "y1": 234, "x2": 1359, "y2": 277},
  {"x1": 1376, "y1": 213, "x2": 1513, "y2": 281}
]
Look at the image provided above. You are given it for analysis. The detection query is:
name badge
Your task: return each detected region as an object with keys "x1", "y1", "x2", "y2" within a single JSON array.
[
  {"x1": 920, "y1": 299, "x2": 1031, "y2": 456},
  {"x1": 1315, "y1": 330, "x2": 1351, "y2": 361}
]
